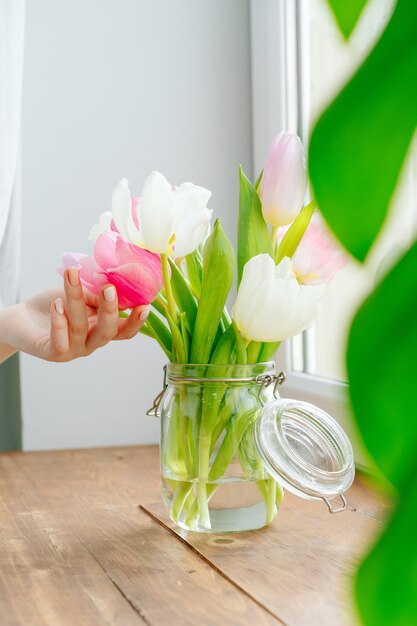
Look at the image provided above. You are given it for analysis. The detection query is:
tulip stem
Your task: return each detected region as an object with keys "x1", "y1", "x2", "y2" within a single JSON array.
[{"x1": 161, "y1": 254, "x2": 177, "y2": 322}]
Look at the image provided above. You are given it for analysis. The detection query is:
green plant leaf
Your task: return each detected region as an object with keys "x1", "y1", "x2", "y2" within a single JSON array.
[
  {"x1": 190, "y1": 220, "x2": 235, "y2": 364},
  {"x1": 147, "y1": 311, "x2": 172, "y2": 356},
  {"x1": 355, "y1": 471, "x2": 417, "y2": 626},
  {"x1": 309, "y1": 0, "x2": 417, "y2": 261},
  {"x1": 185, "y1": 251, "x2": 202, "y2": 299},
  {"x1": 166, "y1": 310, "x2": 186, "y2": 363},
  {"x1": 326, "y1": 0, "x2": 369, "y2": 39},
  {"x1": 347, "y1": 240, "x2": 417, "y2": 490},
  {"x1": 275, "y1": 200, "x2": 315, "y2": 264},
  {"x1": 232, "y1": 321, "x2": 247, "y2": 365},
  {"x1": 210, "y1": 324, "x2": 235, "y2": 365},
  {"x1": 168, "y1": 258, "x2": 198, "y2": 333},
  {"x1": 237, "y1": 166, "x2": 273, "y2": 285}
]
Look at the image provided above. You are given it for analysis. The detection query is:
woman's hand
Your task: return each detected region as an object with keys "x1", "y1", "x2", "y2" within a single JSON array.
[{"x1": 0, "y1": 267, "x2": 149, "y2": 363}]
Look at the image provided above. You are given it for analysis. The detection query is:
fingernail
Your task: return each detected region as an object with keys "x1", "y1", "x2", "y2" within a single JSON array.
[
  {"x1": 55, "y1": 298, "x2": 64, "y2": 314},
  {"x1": 68, "y1": 267, "x2": 79, "y2": 286},
  {"x1": 139, "y1": 309, "x2": 150, "y2": 322},
  {"x1": 104, "y1": 286, "x2": 116, "y2": 303}
]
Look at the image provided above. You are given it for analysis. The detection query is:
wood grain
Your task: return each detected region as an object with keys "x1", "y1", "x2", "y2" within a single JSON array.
[
  {"x1": 0, "y1": 446, "x2": 388, "y2": 626},
  {"x1": 142, "y1": 476, "x2": 389, "y2": 626}
]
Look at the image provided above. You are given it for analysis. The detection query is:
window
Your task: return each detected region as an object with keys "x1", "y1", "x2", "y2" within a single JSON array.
[{"x1": 250, "y1": 0, "x2": 417, "y2": 467}]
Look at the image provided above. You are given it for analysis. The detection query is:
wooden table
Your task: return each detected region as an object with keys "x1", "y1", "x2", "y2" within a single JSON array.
[{"x1": 0, "y1": 445, "x2": 388, "y2": 626}]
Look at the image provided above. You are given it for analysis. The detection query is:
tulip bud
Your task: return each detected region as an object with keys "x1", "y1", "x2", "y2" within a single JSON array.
[
  {"x1": 260, "y1": 131, "x2": 307, "y2": 227},
  {"x1": 231, "y1": 254, "x2": 324, "y2": 342}
]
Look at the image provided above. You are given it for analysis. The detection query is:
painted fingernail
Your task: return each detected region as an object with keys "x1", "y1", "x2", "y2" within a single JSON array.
[
  {"x1": 104, "y1": 286, "x2": 116, "y2": 303},
  {"x1": 55, "y1": 298, "x2": 64, "y2": 314},
  {"x1": 139, "y1": 309, "x2": 150, "y2": 322},
  {"x1": 68, "y1": 267, "x2": 79, "y2": 286}
]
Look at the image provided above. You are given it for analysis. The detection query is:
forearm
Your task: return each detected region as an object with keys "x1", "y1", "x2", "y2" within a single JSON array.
[{"x1": 0, "y1": 305, "x2": 19, "y2": 364}]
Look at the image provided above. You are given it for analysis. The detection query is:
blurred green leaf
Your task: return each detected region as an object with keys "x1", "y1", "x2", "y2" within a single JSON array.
[
  {"x1": 326, "y1": 0, "x2": 369, "y2": 38},
  {"x1": 347, "y1": 240, "x2": 417, "y2": 490},
  {"x1": 309, "y1": 0, "x2": 417, "y2": 261},
  {"x1": 237, "y1": 166, "x2": 273, "y2": 285},
  {"x1": 355, "y1": 472, "x2": 417, "y2": 626}
]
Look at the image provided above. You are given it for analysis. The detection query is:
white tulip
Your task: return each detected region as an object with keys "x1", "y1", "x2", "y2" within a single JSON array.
[
  {"x1": 231, "y1": 254, "x2": 325, "y2": 342},
  {"x1": 110, "y1": 172, "x2": 212, "y2": 258}
]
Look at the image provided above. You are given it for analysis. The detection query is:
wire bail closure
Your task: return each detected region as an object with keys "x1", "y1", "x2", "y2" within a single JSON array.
[
  {"x1": 323, "y1": 494, "x2": 348, "y2": 514},
  {"x1": 255, "y1": 372, "x2": 286, "y2": 406},
  {"x1": 146, "y1": 365, "x2": 167, "y2": 417}
]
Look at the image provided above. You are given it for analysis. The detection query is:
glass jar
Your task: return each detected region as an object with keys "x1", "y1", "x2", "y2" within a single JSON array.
[
  {"x1": 155, "y1": 362, "x2": 355, "y2": 534},
  {"x1": 160, "y1": 362, "x2": 281, "y2": 533}
]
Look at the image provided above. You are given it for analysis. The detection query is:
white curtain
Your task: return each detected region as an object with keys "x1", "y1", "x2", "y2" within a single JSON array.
[{"x1": 0, "y1": 0, "x2": 25, "y2": 309}]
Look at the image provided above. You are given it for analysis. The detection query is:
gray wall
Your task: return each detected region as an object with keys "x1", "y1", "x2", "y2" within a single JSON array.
[{"x1": 20, "y1": 0, "x2": 253, "y2": 450}]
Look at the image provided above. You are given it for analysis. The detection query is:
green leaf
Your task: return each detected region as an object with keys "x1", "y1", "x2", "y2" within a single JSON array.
[
  {"x1": 355, "y1": 472, "x2": 417, "y2": 626},
  {"x1": 326, "y1": 0, "x2": 369, "y2": 39},
  {"x1": 258, "y1": 341, "x2": 281, "y2": 363},
  {"x1": 347, "y1": 240, "x2": 417, "y2": 490},
  {"x1": 275, "y1": 200, "x2": 315, "y2": 264},
  {"x1": 238, "y1": 166, "x2": 273, "y2": 285},
  {"x1": 209, "y1": 324, "x2": 236, "y2": 365},
  {"x1": 190, "y1": 220, "x2": 235, "y2": 364},
  {"x1": 255, "y1": 169, "x2": 263, "y2": 192},
  {"x1": 185, "y1": 251, "x2": 202, "y2": 299},
  {"x1": 168, "y1": 258, "x2": 198, "y2": 333},
  {"x1": 147, "y1": 311, "x2": 172, "y2": 356},
  {"x1": 151, "y1": 295, "x2": 168, "y2": 319},
  {"x1": 179, "y1": 312, "x2": 190, "y2": 362},
  {"x1": 309, "y1": 0, "x2": 417, "y2": 261},
  {"x1": 232, "y1": 321, "x2": 247, "y2": 365},
  {"x1": 246, "y1": 341, "x2": 262, "y2": 364}
]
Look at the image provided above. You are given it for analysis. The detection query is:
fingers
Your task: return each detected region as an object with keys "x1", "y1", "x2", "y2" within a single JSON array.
[
  {"x1": 115, "y1": 306, "x2": 150, "y2": 340},
  {"x1": 64, "y1": 267, "x2": 89, "y2": 348},
  {"x1": 86, "y1": 285, "x2": 119, "y2": 351},
  {"x1": 50, "y1": 298, "x2": 69, "y2": 355}
]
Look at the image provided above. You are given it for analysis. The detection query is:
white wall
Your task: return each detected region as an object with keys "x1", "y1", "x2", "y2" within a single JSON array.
[{"x1": 20, "y1": 0, "x2": 253, "y2": 450}]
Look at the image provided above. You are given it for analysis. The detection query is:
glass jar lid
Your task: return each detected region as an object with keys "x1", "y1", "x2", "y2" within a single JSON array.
[{"x1": 254, "y1": 398, "x2": 355, "y2": 512}]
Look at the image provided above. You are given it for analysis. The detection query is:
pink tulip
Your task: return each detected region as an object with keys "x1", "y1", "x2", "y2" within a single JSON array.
[
  {"x1": 260, "y1": 131, "x2": 307, "y2": 227},
  {"x1": 59, "y1": 231, "x2": 163, "y2": 309},
  {"x1": 282, "y1": 214, "x2": 347, "y2": 285}
]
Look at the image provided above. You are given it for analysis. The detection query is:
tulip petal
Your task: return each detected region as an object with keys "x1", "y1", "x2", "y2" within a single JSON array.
[
  {"x1": 58, "y1": 252, "x2": 89, "y2": 275},
  {"x1": 173, "y1": 208, "x2": 213, "y2": 258},
  {"x1": 106, "y1": 261, "x2": 163, "y2": 308},
  {"x1": 138, "y1": 171, "x2": 174, "y2": 254},
  {"x1": 232, "y1": 254, "x2": 324, "y2": 342},
  {"x1": 93, "y1": 231, "x2": 118, "y2": 269},
  {"x1": 172, "y1": 182, "x2": 212, "y2": 224}
]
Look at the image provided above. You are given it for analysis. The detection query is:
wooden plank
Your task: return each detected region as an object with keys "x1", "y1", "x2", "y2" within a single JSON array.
[
  {"x1": 0, "y1": 446, "x2": 389, "y2": 626},
  {"x1": 67, "y1": 505, "x2": 284, "y2": 626},
  {"x1": 0, "y1": 446, "x2": 283, "y2": 626},
  {"x1": 0, "y1": 505, "x2": 147, "y2": 626},
  {"x1": 142, "y1": 477, "x2": 388, "y2": 626}
]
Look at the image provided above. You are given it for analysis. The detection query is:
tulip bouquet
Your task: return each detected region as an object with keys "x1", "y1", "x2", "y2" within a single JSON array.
[{"x1": 61, "y1": 132, "x2": 345, "y2": 530}]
